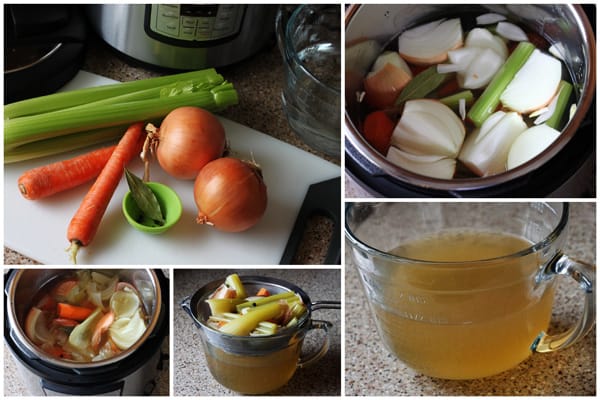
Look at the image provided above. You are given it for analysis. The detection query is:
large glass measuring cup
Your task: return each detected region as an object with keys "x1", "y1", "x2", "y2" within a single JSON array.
[
  {"x1": 181, "y1": 275, "x2": 340, "y2": 393},
  {"x1": 345, "y1": 202, "x2": 595, "y2": 379}
]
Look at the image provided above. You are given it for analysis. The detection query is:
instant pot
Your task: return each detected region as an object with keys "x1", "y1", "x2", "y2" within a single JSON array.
[
  {"x1": 345, "y1": 4, "x2": 596, "y2": 197},
  {"x1": 86, "y1": 4, "x2": 277, "y2": 70},
  {"x1": 4, "y1": 269, "x2": 169, "y2": 396}
]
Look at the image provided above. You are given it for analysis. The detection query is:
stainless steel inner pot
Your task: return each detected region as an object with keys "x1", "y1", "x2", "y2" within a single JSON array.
[
  {"x1": 345, "y1": 4, "x2": 595, "y2": 192},
  {"x1": 182, "y1": 275, "x2": 339, "y2": 355},
  {"x1": 5, "y1": 269, "x2": 162, "y2": 369}
]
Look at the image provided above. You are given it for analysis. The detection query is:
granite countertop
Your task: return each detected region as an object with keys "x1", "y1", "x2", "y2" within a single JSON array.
[
  {"x1": 345, "y1": 202, "x2": 596, "y2": 395},
  {"x1": 173, "y1": 268, "x2": 341, "y2": 396},
  {"x1": 4, "y1": 269, "x2": 170, "y2": 396},
  {"x1": 4, "y1": 30, "x2": 340, "y2": 265}
]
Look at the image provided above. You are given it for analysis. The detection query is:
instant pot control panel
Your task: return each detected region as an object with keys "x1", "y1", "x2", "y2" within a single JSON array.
[{"x1": 144, "y1": 4, "x2": 245, "y2": 45}]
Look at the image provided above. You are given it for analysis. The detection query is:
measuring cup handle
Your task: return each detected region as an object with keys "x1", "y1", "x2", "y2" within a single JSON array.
[
  {"x1": 533, "y1": 253, "x2": 595, "y2": 353},
  {"x1": 298, "y1": 319, "x2": 333, "y2": 369},
  {"x1": 180, "y1": 296, "x2": 203, "y2": 329}
]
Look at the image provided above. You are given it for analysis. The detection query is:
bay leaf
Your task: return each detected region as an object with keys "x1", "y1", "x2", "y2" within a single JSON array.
[
  {"x1": 395, "y1": 66, "x2": 449, "y2": 106},
  {"x1": 125, "y1": 168, "x2": 165, "y2": 226}
]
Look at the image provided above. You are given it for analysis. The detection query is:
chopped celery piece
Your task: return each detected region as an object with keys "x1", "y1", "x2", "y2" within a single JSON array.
[
  {"x1": 236, "y1": 291, "x2": 297, "y2": 312},
  {"x1": 545, "y1": 80, "x2": 574, "y2": 129},
  {"x1": 206, "y1": 298, "x2": 244, "y2": 316},
  {"x1": 290, "y1": 302, "x2": 307, "y2": 319},
  {"x1": 285, "y1": 317, "x2": 298, "y2": 328},
  {"x1": 440, "y1": 90, "x2": 474, "y2": 110},
  {"x1": 468, "y1": 42, "x2": 535, "y2": 127},
  {"x1": 395, "y1": 66, "x2": 449, "y2": 106},
  {"x1": 224, "y1": 274, "x2": 246, "y2": 299},
  {"x1": 252, "y1": 321, "x2": 279, "y2": 336},
  {"x1": 219, "y1": 301, "x2": 283, "y2": 336}
]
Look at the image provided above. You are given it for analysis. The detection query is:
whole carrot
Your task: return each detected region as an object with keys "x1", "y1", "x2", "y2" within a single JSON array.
[
  {"x1": 18, "y1": 145, "x2": 116, "y2": 200},
  {"x1": 66, "y1": 122, "x2": 145, "y2": 264}
]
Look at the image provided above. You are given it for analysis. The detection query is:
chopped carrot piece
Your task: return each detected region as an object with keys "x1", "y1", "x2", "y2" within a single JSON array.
[
  {"x1": 363, "y1": 110, "x2": 396, "y2": 154},
  {"x1": 256, "y1": 288, "x2": 271, "y2": 297},
  {"x1": 57, "y1": 303, "x2": 94, "y2": 321},
  {"x1": 91, "y1": 311, "x2": 115, "y2": 352}
]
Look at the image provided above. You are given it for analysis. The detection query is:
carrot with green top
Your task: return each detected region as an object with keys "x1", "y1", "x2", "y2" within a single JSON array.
[
  {"x1": 17, "y1": 145, "x2": 116, "y2": 200},
  {"x1": 66, "y1": 122, "x2": 146, "y2": 264}
]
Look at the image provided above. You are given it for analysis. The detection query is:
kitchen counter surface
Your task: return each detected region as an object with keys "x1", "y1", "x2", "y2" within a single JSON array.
[
  {"x1": 173, "y1": 268, "x2": 341, "y2": 396},
  {"x1": 4, "y1": 29, "x2": 340, "y2": 265},
  {"x1": 345, "y1": 202, "x2": 596, "y2": 395}
]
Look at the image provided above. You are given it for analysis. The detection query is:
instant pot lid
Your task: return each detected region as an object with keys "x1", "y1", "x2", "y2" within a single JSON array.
[{"x1": 4, "y1": 4, "x2": 87, "y2": 103}]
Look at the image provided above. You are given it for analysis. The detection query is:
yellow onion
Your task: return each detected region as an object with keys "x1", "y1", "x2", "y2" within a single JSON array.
[{"x1": 194, "y1": 157, "x2": 267, "y2": 232}]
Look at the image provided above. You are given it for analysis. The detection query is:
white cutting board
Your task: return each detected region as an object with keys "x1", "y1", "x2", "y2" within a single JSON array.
[{"x1": 4, "y1": 71, "x2": 340, "y2": 265}]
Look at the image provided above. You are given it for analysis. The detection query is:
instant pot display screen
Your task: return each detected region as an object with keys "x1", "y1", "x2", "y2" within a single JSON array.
[{"x1": 145, "y1": 4, "x2": 245, "y2": 45}]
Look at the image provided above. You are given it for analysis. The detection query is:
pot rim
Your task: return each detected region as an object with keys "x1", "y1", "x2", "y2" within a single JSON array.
[
  {"x1": 5, "y1": 268, "x2": 162, "y2": 370},
  {"x1": 344, "y1": 4, "x2": 596, "y2": 192}
]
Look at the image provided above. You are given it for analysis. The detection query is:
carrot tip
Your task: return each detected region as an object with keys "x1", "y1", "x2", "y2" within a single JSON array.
[{"x1": 66, "y1": 241, "x2": 80, "y2": 265}]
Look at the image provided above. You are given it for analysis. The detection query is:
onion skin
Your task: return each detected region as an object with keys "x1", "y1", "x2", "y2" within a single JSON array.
[
  {"x1": 156, "y1": 107, "x2": 226, "y2": 180},
  {"x1": 194, "y1": 157, "x2": 268, "y2": 232}
]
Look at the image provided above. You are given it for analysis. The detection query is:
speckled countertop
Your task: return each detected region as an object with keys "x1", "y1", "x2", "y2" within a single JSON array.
[
  {"x1": 173, "y1": 268, "x2": 341, "y2": 396},
  {"x1": 4, "y1": 28, "x2": 340, "y2": 265},
  {"x1": 345, "y1": 202, "x2": 596, "y2": 395}
]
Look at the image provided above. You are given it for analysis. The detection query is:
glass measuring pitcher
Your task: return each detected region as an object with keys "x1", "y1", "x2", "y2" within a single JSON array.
[
  {"x1": 276, "y1": 4, "x2": 341, "y2": 157},
  {"x1": 181, "y1": 275, "x2": 340, "y2": 394},
  {"x1": 345, "y1": 202, "x2": 595, "y2": 379}
]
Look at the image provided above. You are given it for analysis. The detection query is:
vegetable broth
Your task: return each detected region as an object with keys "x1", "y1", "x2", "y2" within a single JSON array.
[
  {"x1": 204, "y1": 342, "x2": 301, "y2": 394},
  {"x1": 372, "y1": 230, "x2": 555, "y2": 379},
  {"x1": 360, "y1": 13, "x2": 576, "y2": 179}
]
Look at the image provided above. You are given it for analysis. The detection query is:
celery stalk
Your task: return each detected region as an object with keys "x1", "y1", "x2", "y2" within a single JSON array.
[
  {"x1": 5, "y1": 125, "x2": 128, "y2": 163},
  {"x1": 468, "y1": 42, "x2": 535, "y2": 127},
  {"x1": 4, "y1": 68, "x2": 224, "y2": 119},
  {"x1": 545, "y1": 80, "x2": 574, "y2": 129},
  {"x1": 5, "y1": 82, "x2": 237, "y2": 150}
]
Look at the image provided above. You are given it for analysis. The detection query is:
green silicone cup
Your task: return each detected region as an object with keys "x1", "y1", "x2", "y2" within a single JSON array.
[{"x1": 122, "y1": 182, "x2": 183, "y2": 234}]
